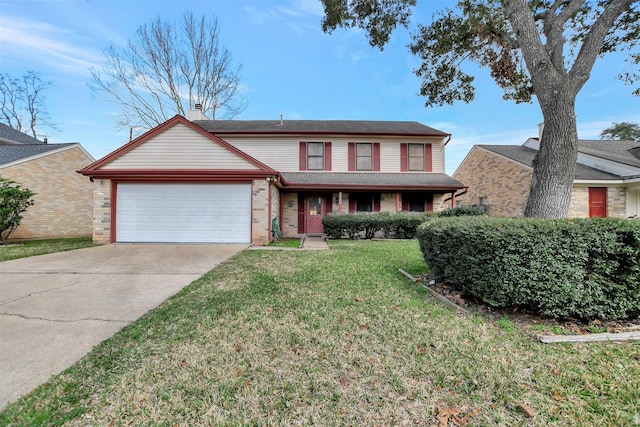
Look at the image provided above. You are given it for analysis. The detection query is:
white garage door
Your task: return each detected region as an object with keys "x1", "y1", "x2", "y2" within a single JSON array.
[{"x1": 116, "y1": 183, "x2": 251, "y2": 243}]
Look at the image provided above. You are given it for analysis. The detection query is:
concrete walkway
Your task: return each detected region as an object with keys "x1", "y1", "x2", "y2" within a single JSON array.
[
  {"x1": 301, "y1": 236, "x2": 330, "y2": 250},
  {"x1": 0, "y1": 244, "x2": 246, "y2": 410}
]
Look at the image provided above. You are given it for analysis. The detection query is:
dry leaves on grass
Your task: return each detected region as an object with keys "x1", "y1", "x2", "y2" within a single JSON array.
[{"x1": 437, "y1": 406, "x2": 481, "y2": 426}]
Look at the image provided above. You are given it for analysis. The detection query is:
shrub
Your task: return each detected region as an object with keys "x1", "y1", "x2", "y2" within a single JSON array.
[
  {"x1": 0, "y1": 178, "x2": 36, "y2": 244},
  {"x1": 323, "y1": 212, "x2": 431, "y2": 239},
  {"x1": 417, "y1": 216, "x2": 640, "y2": 320},
  {"x1": 437, "y1": 206, "x2": 487, "y2": 217}
]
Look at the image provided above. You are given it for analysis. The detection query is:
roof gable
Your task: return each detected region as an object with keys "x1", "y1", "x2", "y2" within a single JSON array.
[
  {"x1": 80, "y1": 116, "x2": 275, "y2": 174},
  {"x1": 0, "y1": 143, "x2": 80, "y2": 167}
]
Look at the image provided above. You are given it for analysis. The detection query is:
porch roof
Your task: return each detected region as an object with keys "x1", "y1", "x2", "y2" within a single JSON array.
[{"x1": 278, "y1": 172, "x2": 464, "y2": 192}]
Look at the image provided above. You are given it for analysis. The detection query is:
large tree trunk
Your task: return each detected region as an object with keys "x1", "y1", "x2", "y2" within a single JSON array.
[{"x1": 524, "y1": 93, "x2": 578, "y2": 218}]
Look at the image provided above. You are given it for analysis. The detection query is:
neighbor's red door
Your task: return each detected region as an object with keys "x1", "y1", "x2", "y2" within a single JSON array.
[
  {"x1": 306, "y1": 194, "x2": 325, "y2": 234},
  {"x1": 589, "y1": 187, "x2": 607, "y2": 218}
]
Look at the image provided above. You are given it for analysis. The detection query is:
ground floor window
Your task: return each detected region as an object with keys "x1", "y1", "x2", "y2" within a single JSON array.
[
  {"x1": 402, "y1": 193, "x2": 434, "y2": 212},
  {"x1": 349, "y1": 193, "x2": 380, "y2": 213}
]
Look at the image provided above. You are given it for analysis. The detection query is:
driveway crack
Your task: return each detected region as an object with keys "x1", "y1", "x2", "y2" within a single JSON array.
[{"x1": 0, "y1": 312, "x2": 130, "y2": 324}]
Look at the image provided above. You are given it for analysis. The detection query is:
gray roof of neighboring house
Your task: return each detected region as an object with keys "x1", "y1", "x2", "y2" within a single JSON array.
[
  {"x1": 280, "y1": 172, "x2": 464, "y2": 190},
  {"x1": 0, "y1": 123, "x2": 44, "y2": 145},
  {"x1": 577, "y1": 139, "x2": 640, "y2": 168},
  {"x1": 0, "y1": 143, "x2": 77, "y2": 166},
  {"x1": 478, "y1": 145, "x2": 623, "y2": 180},
  {"x1": 194, "y1": 120, "x2": 449, "y2": 137}
]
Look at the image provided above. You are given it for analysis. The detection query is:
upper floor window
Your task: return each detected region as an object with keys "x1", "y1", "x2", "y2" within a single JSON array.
[
  {"x1": 401, "y1": 143, "x2": 432, "y2": 172},
  {"x1": 307, "y1": 142, "x2": 324, "y2": 170},
  {"x1": 299, "y1": 141, "x2": 331, "y2": 171},
  {"x1": 408, "y1": 144, "x2": 424, "y2": 171},
  {"x1": 356, "y1": 143, "x2": 372, "y2": 171}
]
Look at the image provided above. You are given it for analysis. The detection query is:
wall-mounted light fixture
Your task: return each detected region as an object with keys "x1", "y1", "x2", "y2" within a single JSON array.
[{"x1": 266, "y1": 176, "x2": 276, "y2": 183}]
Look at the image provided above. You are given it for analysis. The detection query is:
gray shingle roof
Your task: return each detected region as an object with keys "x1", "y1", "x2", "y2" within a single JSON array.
[
  {"x1": 0, "y1": 144, "x2": 76, "y2": 166},
  {"x1": 280, "y1": 172, "x2": 464, "y2": 190},
  {"x1": 479, "y1": 145, "x2": 625, "y2": 180},
  {"x1": 0, "y1": 123, "x2": 44, "y2": 145},
  {"x1": 194, "y1": 120, "x2": 449, "y2": 136},
  {"x1": 577, "y1": 139, "x2": 640, "y2": 168}
]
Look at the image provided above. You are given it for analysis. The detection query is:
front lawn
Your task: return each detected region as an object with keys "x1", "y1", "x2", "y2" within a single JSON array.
[
  {"x1": 1, "y1": 240, "x2": 638, "y2": 425},
  {"x1": 0, "y1": 237, "x2": 96, "y2": 262}
]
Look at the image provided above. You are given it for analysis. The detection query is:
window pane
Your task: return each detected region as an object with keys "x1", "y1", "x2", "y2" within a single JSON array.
[
  {"x1": 408, "y1": 144, "x2": 423, "y2": 157},
  {"x1": 309, "y1": 197, "x2": 322, "y2": 215},
  {"x1": 408, "y1": 157, "x2": 424, "y2": 171},
  {"x1": 356, "y1": 143, "x2": 372, "y2": 156},
  {"x1": 357, "y1": 156, "x2": 372, "y2": 170},
  {"x1": 356, "y1": 196, "x2": 372, "y2": 212},
  {"x1": 307, "y1": 142, "x2": 324, "y2": 156},
  {"x1": 308, "y1": 156, "x2": 324, "y2": 170}
]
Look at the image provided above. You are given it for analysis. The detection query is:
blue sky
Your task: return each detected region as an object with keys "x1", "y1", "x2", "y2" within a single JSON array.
[{"x1": 1, "y1": 0, "x2": 638, "y2": 174}]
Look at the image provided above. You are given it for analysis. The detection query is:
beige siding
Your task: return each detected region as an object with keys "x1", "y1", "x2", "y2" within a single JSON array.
[
  {"x1": 103, "y1": 123, "x2": 258, "y2": 170},
  {"x1": 224, "y1": 135, "x2": 446, "y2": 173}
]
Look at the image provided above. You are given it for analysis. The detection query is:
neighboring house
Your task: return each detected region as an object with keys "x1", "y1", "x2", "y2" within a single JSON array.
[
  {"x1": 78, "y1": 111, "x2": 464, "y2": 245},
  {"x1": 0, "y1": 123, "x2": 95, "y2": 241},
  {"x1": 453, "y1": 126, "x2": 640, "y2": 218}
]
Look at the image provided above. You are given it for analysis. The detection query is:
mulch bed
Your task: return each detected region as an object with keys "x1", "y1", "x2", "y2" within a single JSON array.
[{"x1": 414, "y1": 273, "x2": 640, "y2": 336}]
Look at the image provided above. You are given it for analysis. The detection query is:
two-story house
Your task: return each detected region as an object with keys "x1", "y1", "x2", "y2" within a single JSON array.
[{"x1": 79, "y1": 110, "x2": 464, "y2": 245}]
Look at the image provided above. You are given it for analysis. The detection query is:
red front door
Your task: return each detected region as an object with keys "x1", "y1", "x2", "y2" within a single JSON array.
[
  {"x1": 589, "y1": 187, "x2": 607, "y2": 218},
  {"x1": 306, "y1": 194, "x2": 325, "y2": 234}
]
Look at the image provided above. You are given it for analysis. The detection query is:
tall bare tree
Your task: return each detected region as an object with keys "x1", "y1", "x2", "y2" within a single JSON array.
[
  {"x1": 0, "y1": 71, "x2": 57, "y2": 139},
  {"x1": 322, "y1": 0, "x2": 639, "y2": 218},
  {"x1": 90, "y1": 12, "x2": 248, "y2": 131}
]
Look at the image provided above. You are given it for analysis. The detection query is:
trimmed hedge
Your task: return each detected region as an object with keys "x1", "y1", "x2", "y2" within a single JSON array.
[
  {"x1": 416, "y1": 217, "x2": 640, "y2": 320},
  {"x1": 323, "y1": 212, "x2": 430, "y2": 240},
  {"x1": 322, "y1": 207, "x2": 486, "y2": 240}
]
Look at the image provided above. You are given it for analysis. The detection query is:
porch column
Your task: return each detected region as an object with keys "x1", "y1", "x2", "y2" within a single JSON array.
[{"x1": 338, "y1": 191, "x2": 343, "y2": 213}]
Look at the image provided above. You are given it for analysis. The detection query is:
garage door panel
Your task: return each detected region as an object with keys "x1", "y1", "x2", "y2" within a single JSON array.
[{"x1": 116, "y1": 183, "x2": 251, "y2": 243}]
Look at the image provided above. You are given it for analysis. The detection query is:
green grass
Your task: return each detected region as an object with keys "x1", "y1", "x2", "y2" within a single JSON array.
[
  {"x1": 268, "y1": 237, "x2": 302, "y2": 248},
  {"x1": 1, "y1": 240, "x2": 638, "y2": 426},
  {"x1": 0, "y1": 237, "x2": 96, "y2": 262}
]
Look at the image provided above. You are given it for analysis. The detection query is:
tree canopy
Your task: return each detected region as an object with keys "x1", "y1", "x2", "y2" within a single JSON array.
[
  {"x1": 600, "y1": 121, "x2": 640, "y2": 141},
  {"x1": 90, "y1": 12, "x2": 248, "y2": 132},
  {"x1": 322, "y1": 0, "x2": 639, "y2": 218}
]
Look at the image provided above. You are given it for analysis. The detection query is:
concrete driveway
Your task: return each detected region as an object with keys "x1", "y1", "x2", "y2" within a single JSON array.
[{"x1": 0, "y1": 243, "x2": 246, "y2": 410}]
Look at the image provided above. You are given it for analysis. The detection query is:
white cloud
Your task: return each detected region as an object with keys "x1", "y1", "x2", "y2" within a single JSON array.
[{"x1": 0, "y1": 15, "x2": 102, "y2": 75}]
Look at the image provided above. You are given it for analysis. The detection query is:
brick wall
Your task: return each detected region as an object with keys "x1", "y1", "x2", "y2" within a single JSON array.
[
  {"x1": 251, "y1": 179, "x2": 270, "y2": 245},
  {"x1": 2, "y1": 147, "x2": 93, "y2": 241},
  {"x1": 452, "y1": 146, "x2": 531, "y2": 216},
  {"x1": 281, "y1": 193, "x2": 298, "y2": 237},
  {"x1": 91, "y1": 179, "x2": 112, "y2": 244}
]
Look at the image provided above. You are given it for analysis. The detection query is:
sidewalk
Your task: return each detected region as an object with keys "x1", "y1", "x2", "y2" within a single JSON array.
[
  {"x1": 248, "y1": 236, "x2": 329, "y2": 251},
  {"x1": 300, "y1": 236, "x2": 329, "y2": 250}
]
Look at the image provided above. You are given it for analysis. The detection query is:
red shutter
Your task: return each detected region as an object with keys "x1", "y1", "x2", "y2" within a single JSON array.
[
  {"x1": 373, "y1": 194, "x2": 381, "y2": 212},
  {"x1": 324, "y1": 142, "x2": 332, "y2": 171},
  {"x1": 297, "y1": 193, "x2": 305, "y2": 233},
  {"x1": 425, "y1": 143, "x2": 432, "y2": 172},
  {"x1": 400, "y1": 143, "x2": 408, "y2": 172},
  {"x1": 402, "y1": 196, "x2": 409, "y2": 211},
  {"x1": 325, "y1": 193, "x2": 333, "y2": 213},
  {"x1": 299, "y1": 141, "x2": 307, "y2": 171},
  {"x1": 348, "y1": 142, "x2": 355, "y2": 171},
  {"x1": 426, "y1": 194, "x2": 434, "y2": 212},
  {"x1": 349, "y1": 197, "x2": 356, "y2": 213},
  {"x1": 373, "y1": 143, "x2": 381, "y2": 171}
]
